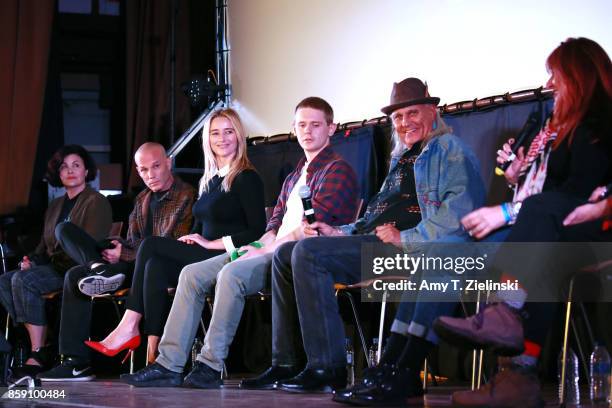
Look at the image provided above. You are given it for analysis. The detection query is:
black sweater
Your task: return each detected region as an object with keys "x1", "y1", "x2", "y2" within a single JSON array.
[
  {"x1": 191, "y1": 169, "x2": 266, "y2": 247},
  {"x1": 544, "y1": 119, "x2": 612, "y2": 199}
]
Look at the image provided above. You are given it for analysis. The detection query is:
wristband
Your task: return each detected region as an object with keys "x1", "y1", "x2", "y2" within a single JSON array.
[
  {"x1": 501, "y1": 203, "x2": 512, "y2": 224},
  {"x1": 230, "y1": 241, "x2": 263, "y2": 262}
]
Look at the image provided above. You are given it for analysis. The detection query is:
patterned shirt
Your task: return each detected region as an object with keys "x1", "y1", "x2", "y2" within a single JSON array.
[
  {"x1": 266, "y1": 145, "x2": 359, "y2": 233},
  {"x1": 120, "y1": 176, "x2": 196, "y2": 262},
  {"x1": 344, "y1": 142, "x2": 422, "y2": 235},
  {"x1": 514, "y1": 120, "x2": 557, "y2": 203}
]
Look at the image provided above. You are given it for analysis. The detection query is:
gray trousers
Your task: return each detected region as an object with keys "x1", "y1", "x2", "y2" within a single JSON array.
[
  {"x1": 0, "y1": 265, "x2": 63, "y2": 326},
  {"x1": 156, "y1": 252, "x2": 271, "y2": 373}
]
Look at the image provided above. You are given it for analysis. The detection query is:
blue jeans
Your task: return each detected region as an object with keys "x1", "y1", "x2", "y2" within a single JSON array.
[{"x1": 391, "y1": 228, "x2": 511, "y2": 343}]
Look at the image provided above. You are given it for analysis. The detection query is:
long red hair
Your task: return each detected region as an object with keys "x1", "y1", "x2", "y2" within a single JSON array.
[{"x1": 546, "y1": 37, "x2": 612, "y2": 147}]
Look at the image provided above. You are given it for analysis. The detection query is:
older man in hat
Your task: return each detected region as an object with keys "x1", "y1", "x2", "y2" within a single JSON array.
[{"x1": 240, "y1": 78, "x2": 485, "y2": 401}]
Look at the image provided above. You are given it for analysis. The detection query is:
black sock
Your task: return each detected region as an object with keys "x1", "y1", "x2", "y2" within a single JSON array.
[
  {"x1": 396, "y1": 334, "x2": 433, "y2": 371},
  {"x1": 379, "y1": 333, "x2": 408, "y2": 365}
]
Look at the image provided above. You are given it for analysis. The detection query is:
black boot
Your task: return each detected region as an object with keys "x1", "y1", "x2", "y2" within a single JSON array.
[{"x1": 333, "y1": 364, "x2": 423, "y2": 406}]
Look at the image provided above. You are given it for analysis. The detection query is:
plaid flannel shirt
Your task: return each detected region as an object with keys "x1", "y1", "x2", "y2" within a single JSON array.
[
  {"x1": 266, "y1": 146, "x2": 359, "y2": 233},
  {"x1": 120, "y1": 176, "x2": 196, "y2": 262}
]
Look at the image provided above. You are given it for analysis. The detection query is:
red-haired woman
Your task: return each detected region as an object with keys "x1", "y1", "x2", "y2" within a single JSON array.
[
  {"x1": 432, "y1": 37, "x2": 611, "y2": 408},
  {"x1": 460, "y1": 37, "x2": 611, "y2": 241}
]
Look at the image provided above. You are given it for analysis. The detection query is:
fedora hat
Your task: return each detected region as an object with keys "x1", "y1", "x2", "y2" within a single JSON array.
[{"x1": 381, "y1": 77, "x2": 440, "y2": 115}]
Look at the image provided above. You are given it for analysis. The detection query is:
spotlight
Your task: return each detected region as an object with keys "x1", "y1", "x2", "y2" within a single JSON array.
[{"x1": 181, "y1": 75, "x2": 227, "y2": 108}]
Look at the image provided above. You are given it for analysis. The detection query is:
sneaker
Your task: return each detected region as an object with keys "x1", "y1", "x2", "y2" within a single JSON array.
[
  {"x1": 78, "y1": 272, "x2": 125, "y2": 296},
  {"x1": 182, "y1": 361, "x2": 222, "y2": 389},
  {"x1": 38, "y1": 359, "x2": 95, "y2": 382},
  {"x1": 120, "y1": 362, "x2": 182, "y2": 387}
]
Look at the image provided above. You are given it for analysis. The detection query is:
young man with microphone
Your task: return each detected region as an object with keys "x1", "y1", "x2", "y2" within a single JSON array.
[
  {"x1": 243, "y1": 77, "x2": 485, "y2": 400},
  {"x1": 121, "y1": 97, "x2": 359, "y2": 388}
]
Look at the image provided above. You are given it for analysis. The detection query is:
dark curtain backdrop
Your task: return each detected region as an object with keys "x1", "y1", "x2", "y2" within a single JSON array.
[
  {"x1": 125, "y1": 0, "x2": 192, "y2": 191},
  {"x1": 0, "y1": 0, "x2": 55, "y2": 215},
  {"x1": 247, "y1": 98, "x2": 554, "y2": 211},
  {"x1": 248, "y1": 126, "x2": 388, "y2": 208}
]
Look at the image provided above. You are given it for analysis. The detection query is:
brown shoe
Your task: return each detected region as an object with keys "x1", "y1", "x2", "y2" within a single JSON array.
[
  {"x1": 451, "y1": 366, "x2": 544, "y2": 408},
  {"x1": 433, "y1": 303, "x2": 524, "y2": 355}
]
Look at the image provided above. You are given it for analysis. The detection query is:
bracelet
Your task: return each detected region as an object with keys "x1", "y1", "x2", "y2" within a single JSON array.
[{"x1": 501, "y1": 203, "x2": 512, "y2": 224}]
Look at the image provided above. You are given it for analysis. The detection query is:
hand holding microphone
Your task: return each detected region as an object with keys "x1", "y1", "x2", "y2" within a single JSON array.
[
  {"x1": 496, "y1": 140, "x2": 526, "y2": 185},
  {"x1": 495, "y1": 110, "x2": 541, "y2": 182},
  {"x1": 299, "y1": 185, "x2": 319, "y2": 235}
]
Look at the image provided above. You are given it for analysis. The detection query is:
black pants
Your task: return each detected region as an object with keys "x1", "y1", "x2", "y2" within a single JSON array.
[
  {"x1": 503, "y1": 192, "x2": 611, "y2": 345},
  {"x1": 56, "y1": 222, "x2": 133, "y2": 361},
  {"x1": 124, "y1": 236, "x2": 222, "y2": 337},
  {"x1": 57, "y1": 223, "x2": 221, "y2": 360},
  {"x1": 272, "y1": 236, "x2": 379, "y2": 368},
  {"x1": 60, "y1": 262, "x2": 131, "y2": 361},
  {"x1": 55, "y1": 222, "x2": 104, "y2": 266}
]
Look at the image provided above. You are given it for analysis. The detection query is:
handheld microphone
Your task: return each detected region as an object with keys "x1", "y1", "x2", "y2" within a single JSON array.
[
  {"x1": 298, "y1": 185, "x2": 316, "y2": 224},
  {"x1": 495, "y1": 110, "x2": 541, "y2": 176}
]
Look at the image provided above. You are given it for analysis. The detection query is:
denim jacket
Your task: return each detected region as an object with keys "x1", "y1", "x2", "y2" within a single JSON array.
[
  {"x1": 400, "y1": 133, "x2": 485, "y2": 245},
  {"x1": 339, "y1": 133, "x2": 485, "y2": 247}
]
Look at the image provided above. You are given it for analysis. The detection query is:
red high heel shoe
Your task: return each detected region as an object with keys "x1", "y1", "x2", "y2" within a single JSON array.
[{"x1": 85, "y1": 335, "x2": 141, "y2": 364}]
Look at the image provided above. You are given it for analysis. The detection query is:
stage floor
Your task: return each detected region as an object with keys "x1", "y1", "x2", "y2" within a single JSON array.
[{"x1": 0, "y1": 379, "x2": 587, "y2": 407}]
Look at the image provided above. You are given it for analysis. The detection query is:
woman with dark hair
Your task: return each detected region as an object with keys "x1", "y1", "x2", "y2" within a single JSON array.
[
  {"x1": 432, "y1": 37, "x2": 611, "y2": 408},
  {"x1": 0, "y1": 145, "x2": 112, "y2": 377}
]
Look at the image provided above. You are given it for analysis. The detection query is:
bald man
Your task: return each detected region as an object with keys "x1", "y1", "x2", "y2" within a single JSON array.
[{"x1": 39, "y1": 142, "x2": 195, "y2": 382}]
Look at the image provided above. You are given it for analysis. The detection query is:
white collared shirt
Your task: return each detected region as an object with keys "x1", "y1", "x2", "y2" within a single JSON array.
[{"x1": 217, "y1": 165, "x2": 229, "y2": 178}]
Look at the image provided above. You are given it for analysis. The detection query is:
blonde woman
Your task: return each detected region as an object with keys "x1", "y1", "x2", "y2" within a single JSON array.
[{"x1": 87, "y1": 109, "x2": 266, "y2": 363}]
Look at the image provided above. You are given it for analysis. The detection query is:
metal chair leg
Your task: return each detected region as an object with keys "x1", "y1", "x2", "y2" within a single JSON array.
[
  {"x1": 559, "y1": 278, "x2": 574, "y2": 407},
  {"x1": 476, "y1": 349, "x2": 485, "y2": 388},
  {"x1": 342, "y1": 291, "x2": 368, "y2": 364},
  {"x1": 422, "y1": 358, "x2": 428, "y2": 391},
  {"x1": 4, "y1": 314, "x2": 9, "y2": 341},
  {"x1": 471, "y1": 290, "x2": 482, "y2": 391},
  {"x1": 376, "y1": 290, "x2": 387, "y2": 365},
  {"x1": 0, "y1": 243, "x2": 7, "y2": 274}
]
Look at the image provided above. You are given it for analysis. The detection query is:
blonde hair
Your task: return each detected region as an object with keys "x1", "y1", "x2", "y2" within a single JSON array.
[
  {"x1": 390, "y1": 109, "x2": 451, "y2": 158},
  {"x1": 199, "y1": 108, "x2": 254, "y2": 194}
]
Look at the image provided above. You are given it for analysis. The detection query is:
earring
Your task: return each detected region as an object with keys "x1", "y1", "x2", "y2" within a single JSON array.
[{"x1": 432, "y1": 121, "x2": 438, "y2": 130}]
